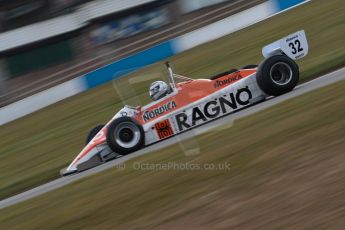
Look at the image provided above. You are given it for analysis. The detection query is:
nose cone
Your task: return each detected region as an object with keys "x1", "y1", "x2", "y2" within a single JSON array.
[
  {"x1": 60, "y1": 167, "x2": 77, "y2": 176},
  {"x1": 63, "y1": 127, "x2": 108, "y2": 176}
]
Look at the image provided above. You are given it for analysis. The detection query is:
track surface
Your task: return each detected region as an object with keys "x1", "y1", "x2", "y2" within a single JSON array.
[{"x1": 1, "y1": 67, "x2": 344, "y2": 209}]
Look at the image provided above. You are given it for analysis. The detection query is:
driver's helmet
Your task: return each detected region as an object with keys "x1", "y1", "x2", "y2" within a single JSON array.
[{"x1": 149, "y1": 81, "x2": 169, "y2": 101}]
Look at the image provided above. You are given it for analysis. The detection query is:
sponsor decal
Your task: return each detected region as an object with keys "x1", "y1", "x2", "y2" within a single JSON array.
[
  {"x1": 175, "y1": 87, "x2": 252, "y2": 131},
  {"x1": 143, "y1": 101, "x2": 177, "y2": 122},
  {"x1": 155, "y1": 119, "x2": 174, "y2": 139},
  {"x1": 214, "y1": 74, "x2": 242, "y2": 88},
  {"x1": 286, "y1": 35, "x2": 298, "y2": 42}
]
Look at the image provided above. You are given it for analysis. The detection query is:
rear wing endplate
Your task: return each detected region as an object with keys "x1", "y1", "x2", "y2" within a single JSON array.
[{"x1": 262, "y1": 30, "x2": 309, "y2": 60}]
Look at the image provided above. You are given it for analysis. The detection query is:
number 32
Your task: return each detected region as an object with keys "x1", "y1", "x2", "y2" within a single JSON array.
[{"x1": 289, "y1": 39, "x2": 303, "y2": 54}]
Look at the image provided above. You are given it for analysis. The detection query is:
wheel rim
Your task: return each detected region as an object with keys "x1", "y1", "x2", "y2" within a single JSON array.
[
  {"x1": 269, "y1": 62, "x2": 293, "y2": 86},
  {"x1": 114, "y1": 122, "x2": 141, "y2": 148}
]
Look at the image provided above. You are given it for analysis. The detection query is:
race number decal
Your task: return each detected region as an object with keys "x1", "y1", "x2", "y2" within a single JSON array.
[
  {"x1": 280, "y1": 30, "x2": 308, "y2": 60},
  {"x1": 288, "y1": 39, "x2": 303, "y2": 54},
  {"x1": 155, "y1": 119, "x2": 174, "y2": 139}
]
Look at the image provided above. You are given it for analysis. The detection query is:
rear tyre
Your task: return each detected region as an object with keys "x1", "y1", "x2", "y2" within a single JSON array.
[
  {"x1": 256, "y1": 55, "x2": 299, "y2": 96},
  {"x1": 86, "y1": 124, "x2": 104, "y2": 145},
  {"x1": 106, "y1": 117, "x2": 144, "y2": 155}
]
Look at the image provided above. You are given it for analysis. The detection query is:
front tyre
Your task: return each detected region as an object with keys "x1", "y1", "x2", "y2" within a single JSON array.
[
  {"x1": 256, "y1": 55, "x2": 299, "y2": 96},
  {"x1": 106, "y1": 117, "x2": 144, "y2": 155},
  {"x1": 86, "y1": 124, "x2": 104, "y2": 145}
]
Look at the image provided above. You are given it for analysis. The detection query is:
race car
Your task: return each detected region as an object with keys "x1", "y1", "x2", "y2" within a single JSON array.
[{"x1": 60, "y1": 30, "x2": 308, "y2": 176}]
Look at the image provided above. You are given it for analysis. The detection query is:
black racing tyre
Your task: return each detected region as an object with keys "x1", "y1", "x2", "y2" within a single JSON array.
[
  {"x1": 256, "y1": 55, "x2": 299, "y2": 96},
  {"x1": 241, "y1": 64, "x2": 258, "y2": 69},
  {"x1": 106, "y1": 117, "x2": 144, "y2": 155},
  {"x1": 86, "y1": 124, "x2": 104, "y2": 145}
]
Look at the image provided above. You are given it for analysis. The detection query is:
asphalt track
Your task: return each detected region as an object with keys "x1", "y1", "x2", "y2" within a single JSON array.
[{"x1": 1, "y1": 67, "x2": 344, "y2": 210}]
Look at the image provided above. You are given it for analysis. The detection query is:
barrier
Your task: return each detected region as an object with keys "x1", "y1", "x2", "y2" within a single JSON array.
[
  {"x1": 84, "y1": 41, "x2": 176, "y2": 89},
  {"x1": 173, "y1": 1, "x2": 275, "y2": 52},
  {"x1": 273, "y1": 0, "x2": 306, "y2": 11},
  {"x1": 0, "y1": 77, "x2": 86, "y2": 125},
  {"x1": 0, "y1": 0, "x2": 309, "y2": 125}
]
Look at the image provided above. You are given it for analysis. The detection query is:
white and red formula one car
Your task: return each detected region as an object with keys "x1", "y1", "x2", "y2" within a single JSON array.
[{"x1": 61, "y1": 30, "x2": 308, "y2": 176}]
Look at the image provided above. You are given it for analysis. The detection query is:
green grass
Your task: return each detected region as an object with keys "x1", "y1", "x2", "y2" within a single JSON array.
[
  {"x1": 0, "y1": 0, "x2": 345, "y2": 200},
  {"x1": 0, "y1": 77, "x2": 344, "y2": 229}
]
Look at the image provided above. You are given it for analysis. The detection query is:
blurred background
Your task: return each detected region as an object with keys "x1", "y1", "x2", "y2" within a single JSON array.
[
  {"x1": 1, "y1": 0, "x2": 345, "y2": 228},
  {"x1": 0, "y1": 0, "x2": 263, "y2": 106}
]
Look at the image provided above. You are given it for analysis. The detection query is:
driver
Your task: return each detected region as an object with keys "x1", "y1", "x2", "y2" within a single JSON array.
[{"x1": 149, "y1": 81, "x2": 169, "y2": 101}]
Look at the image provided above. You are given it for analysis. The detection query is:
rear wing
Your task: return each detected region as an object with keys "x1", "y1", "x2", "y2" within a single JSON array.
[{"x1": 262, "y1": 30, "x2": 309, "y2": 60}]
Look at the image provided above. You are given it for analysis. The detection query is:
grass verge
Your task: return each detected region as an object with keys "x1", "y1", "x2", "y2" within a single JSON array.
[{"x1": 0, "y1": 0, "x2": 344, "y2": 200}]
